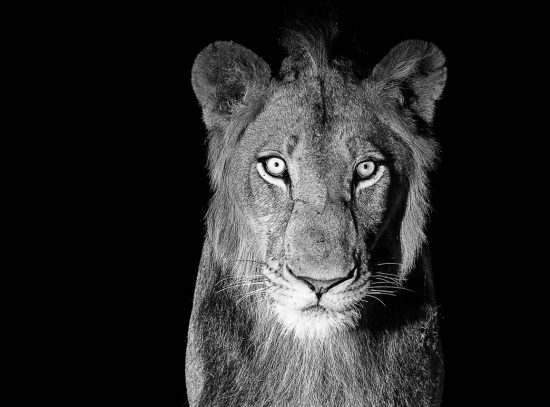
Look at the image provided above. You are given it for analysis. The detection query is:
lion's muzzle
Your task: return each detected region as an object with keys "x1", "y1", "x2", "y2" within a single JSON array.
[{"x1": 285, "y1": 200, "x2": 358, "y2": 294}]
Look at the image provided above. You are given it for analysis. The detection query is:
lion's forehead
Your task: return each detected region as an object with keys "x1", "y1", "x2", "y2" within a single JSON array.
[{"x1": 247, "y1": 78, "x2": 381, "y2": 160}]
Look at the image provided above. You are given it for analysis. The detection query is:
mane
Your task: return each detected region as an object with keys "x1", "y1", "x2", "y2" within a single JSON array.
[
  {"x1": 278, "y1": 20, "x2": 369, "y2": 80},
  {"x1": 279, "y1": 22, "x2": 338, "y2": 77},
  {"x1": 204, "y1": 112, "x2": 266, "y2": 272}
]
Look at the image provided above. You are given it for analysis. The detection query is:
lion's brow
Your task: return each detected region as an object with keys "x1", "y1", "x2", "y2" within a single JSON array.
[
  {"x1": 285, "y1": 134, "x2": 300, "y2": 156},
  {"x1": 346, "y1": 135, "x2": 363, "y2": 154}
]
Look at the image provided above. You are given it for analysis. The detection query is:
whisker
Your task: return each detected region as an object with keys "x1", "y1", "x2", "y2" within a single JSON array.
[
  {"x1": 368, "y1": 285, "x2": 399, "y2": 290},
  {"x1": 266, "y1": 285, "x2": 283, "y2": 297},
  {"x1": 368, "y1": 286, "x2": 398, "y2": 291},
  {"x1": 371, "y1": 280, "x2": 399, "y2": 285},
  {"x1": 371, "y1": 278, "x2": 399, "y2": 284},
  {"x1": 375, "y1": 262, "x2": 402, "y2": 266},
  {"x1": 370, "y1": 280, "x2": 397, "y2": 284},
  {"x1": 372, "y1": 272, "x2": 400, "y2": 277},
  {"x1": 368, "y1": 290, "x2": 397, "y2": 296},
  {"x1": 372, "y1": 286, "x2": 412, "y2": 292},
  {"x1": 214, "y1": 281, "x2": 267, "y2": 294},
  {"x1": 215, "y1": 277, "x2": 259, "y2": 286},
  {"x1": 370, "y1": 280, "x2": 413, "y2": 292},
  {"x1": 363, "y1": 294, "x2": 387, "y2": 307},
  {"x1": 236, "y1": 287, "x2": 270, "y2": 306},
  {"x1": 229, "y1": 259, "x2": 269, "y2": 265},
  {"x1": 214, "y1": 272, "x2": 277, "y2": 286},
  {"x1": 370, "y1": 276, "x2": 400, "y2": 283},
  {"x1": 369, "y1": 280, "x2": 400, "y2": 285}
]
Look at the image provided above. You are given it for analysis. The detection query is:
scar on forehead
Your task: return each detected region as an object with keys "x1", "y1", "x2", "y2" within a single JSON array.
[{"x1": 285, "y1": 134, "x2": 300, "y2": 156}]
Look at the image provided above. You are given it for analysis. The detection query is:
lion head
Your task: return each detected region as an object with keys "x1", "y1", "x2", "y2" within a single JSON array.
[{"x1": 192, "y1": 31, "x2": 445, "y2": 339}]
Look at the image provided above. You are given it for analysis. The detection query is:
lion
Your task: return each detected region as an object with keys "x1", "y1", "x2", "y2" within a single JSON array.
[{"x1": 186, "y1": 25, "x2": 447, "y2": 407}]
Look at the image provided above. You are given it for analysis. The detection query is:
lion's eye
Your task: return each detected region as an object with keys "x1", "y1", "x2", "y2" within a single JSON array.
[
  {"x1": 356, "y1": 161, "x2": 376, "y2": 179},
  {"x1": 355, "y1": 160, "x2": 385, "y2": 191},
  {"x1": 257, "y1": 156, "x2": 288, "y2": 190},
  {"x1": 264, "y1": 157, "x2": 287, "y2": 177}
]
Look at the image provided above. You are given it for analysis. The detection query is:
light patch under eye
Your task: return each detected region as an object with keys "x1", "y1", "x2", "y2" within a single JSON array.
[{"x1": 355, "y1": 160, "x2": 385, "y2": 191}]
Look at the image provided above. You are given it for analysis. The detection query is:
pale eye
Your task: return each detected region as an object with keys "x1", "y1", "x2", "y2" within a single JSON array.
[
  {"x1": 265, "y1": 157, "x2": 287, "y2": 177},
  {"x1": 356, "y1": 161, "x2": 376, "y2": 179}
]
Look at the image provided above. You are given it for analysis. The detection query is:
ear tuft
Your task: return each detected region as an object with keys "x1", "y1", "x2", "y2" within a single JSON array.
[
  {"x1": 371, "y1": 40, "x2": 447, "y2": 123},
  {"x1": 191, "y1": 41, "x2": 271, "y2": 128}
]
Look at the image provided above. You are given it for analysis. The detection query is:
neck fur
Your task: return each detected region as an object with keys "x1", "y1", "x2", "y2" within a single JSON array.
[{"x1": 196, "y1": 259, "x2": 441, "y2": 407}]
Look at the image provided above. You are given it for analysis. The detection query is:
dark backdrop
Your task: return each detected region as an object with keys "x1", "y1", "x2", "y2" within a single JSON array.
[{"x1": 96, "y1": 1, "x2": 528, "y2": 405}]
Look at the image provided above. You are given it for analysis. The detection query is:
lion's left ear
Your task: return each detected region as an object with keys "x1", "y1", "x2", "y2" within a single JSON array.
[
  {"x1": 370, "y1": 40, "x2": 447, "y2": 123},
  {"x1": 192, "y1": 41, "x2": 271, "y2": 130}
]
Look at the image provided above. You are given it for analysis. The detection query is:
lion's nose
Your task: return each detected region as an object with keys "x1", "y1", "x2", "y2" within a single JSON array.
[{"x1": 295, "y1": 273, "x2": 355, "y2": 298}]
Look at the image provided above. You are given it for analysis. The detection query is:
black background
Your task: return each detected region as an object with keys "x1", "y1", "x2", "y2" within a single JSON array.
[{"x1": 82, "y1": 1, "x2": 534, "y2": 406}]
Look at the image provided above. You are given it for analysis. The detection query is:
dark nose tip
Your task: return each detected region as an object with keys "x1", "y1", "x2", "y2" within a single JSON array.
[{"x1": 297, "y1": 274, "x2": 353, "y2": 298}]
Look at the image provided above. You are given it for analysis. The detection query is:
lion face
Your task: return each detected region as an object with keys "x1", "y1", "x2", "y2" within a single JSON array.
[
  {"x1": 226, "y1": 76, "x2": 396, "y2": 336},
  {"x1": 192, "y1": 39, "x2": 446, "y2": 338}
]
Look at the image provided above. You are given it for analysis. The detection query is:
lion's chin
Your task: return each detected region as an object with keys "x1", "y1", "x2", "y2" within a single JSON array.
[{"x1": 272, "y1": 301, "x2": 360, "y2": 340}]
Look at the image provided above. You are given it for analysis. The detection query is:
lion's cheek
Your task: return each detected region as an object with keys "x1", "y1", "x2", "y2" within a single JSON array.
[
  {"x1": 248, "y1": 210, "x2": 290, "y2": 261},
  {"x1": 355, "y1": 175, "x2": 390, "y2": 235},
  {"x1": 246, "y1": 162, "x2": 287, "y2": 205}
]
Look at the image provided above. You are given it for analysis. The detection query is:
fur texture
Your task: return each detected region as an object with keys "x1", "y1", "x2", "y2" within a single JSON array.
[{"x1": 187, "y1": 26, "x2": 446, "y2": 407}]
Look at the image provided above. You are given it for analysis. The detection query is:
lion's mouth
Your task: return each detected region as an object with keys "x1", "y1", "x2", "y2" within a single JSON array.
[
  {"x1": 301, "y1": 304, "x2": 326, "y2": 312},
  {"x1": 258, "y1": 259, "x2": 374, "y2": 315},
  {"x1": 255, "y1": 262, "x2": 378, "y2": 337}
]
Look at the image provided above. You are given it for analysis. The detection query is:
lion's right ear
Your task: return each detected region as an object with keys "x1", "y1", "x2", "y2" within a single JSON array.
[
  {"x1": 369, "y1": 40, "x2": 446, "y2": 124},
  {"x1": 192, "y1": 41, "x2": 271, "y2": 129}
]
